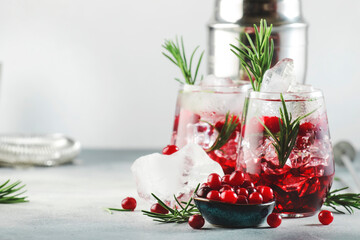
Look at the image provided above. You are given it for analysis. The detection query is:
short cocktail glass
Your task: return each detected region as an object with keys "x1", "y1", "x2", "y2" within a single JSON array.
[
  {"x1": 171, "y1": 83, "x2": 250, "y2": 174},
  {"x1": 237, "y1": 89, "x2": 334, "y2": 217}
]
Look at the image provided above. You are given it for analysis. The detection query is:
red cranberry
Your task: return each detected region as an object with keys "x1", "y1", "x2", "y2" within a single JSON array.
[
  {"x1": 248, "y1": 192, "x2": 263, "y2": 204},
  {"x1": 219, "y1": 184, "x2": 234, "y2": 193},
  {"x1": 229, "y1": 171, "x2": 245, "y2": 186},
  {"x1": 162, "y1": 145, "x2": 179, "y2": 155},
  {"x1": 263, "y1": 116, "x2": 282, "y2": 133},
  {"x1": 220, "y1": 190, "x2": 238, "y2": 204},
  {"x1": 259, "y1": 186, "x2": 274, "y2": 203},
  {"x1": 236, "y1": 195, "x2": 248, "y2": 204},
  {"x1": 207, "y1": 173, "x2": 222, "y2": 190},
  {"x1": 150, "y1": 203, "x2": 169, "y2": 214},
  {"x1": 188, "y1": 214, "x2": 205, "y2": 229},
  {"x1": 121, "y1": 197, "x2": 137, "y2": 211},
  {"x1": 241, "y1": 180, "x2": 255, "y2": 189},
  {"x1": 221, "y1": 175, "x2": 231, "y2": 185},
  {"x1": 318, "y1": 210, "x2": 334, "y2": 225},
  {"x1": 197, "y1": 186, "x2": 211, "y2": 198},
  {"x1": 298, "y1": 122, "x2": 315, "y2": 136},
  {"x1": 267, "y1": 213, "x2": 282, "y2": 228},
  {"x1": 206, "y1": 190, "x2": 221, "y2": 201},
  {"x1": 236, "y1": 188, "x2": 249, "y2": 197}
]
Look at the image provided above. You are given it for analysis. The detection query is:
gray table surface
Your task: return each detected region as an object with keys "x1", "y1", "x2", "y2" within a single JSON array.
[{"x1": 0, "y1": 149, "x2": 360, "y2": 240}]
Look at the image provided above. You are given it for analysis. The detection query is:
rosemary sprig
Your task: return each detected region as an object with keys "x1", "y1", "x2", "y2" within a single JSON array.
[
  {"x1": 259, "y1": 94, "x2": 316, "y2": 167},
  {"x1": 324, "y1": 187, "x2": 360, "y2": 214},
  {"x1": 162, "y1": 37, "x2": 204, "y2": 85},
  {"x1": 230, "y1": 19, "x2": 274, "y2": 91},
  {"x1": 142, "y1": 185, "x2": 200, "y2": 223},
  {"x1": 0, "y1": 179, "x2": 28, "y2": 204},
  {"x1": 206, "y1": 112, "x2": 240, "y2": 153}
]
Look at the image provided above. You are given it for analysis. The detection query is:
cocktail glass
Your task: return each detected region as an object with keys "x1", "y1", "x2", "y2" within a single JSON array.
[
  {"x1": 171, "y1": 83, "x2": 250, "y2": 174},
  {"x1": 237, "y1": 89, "x2": 334, "y2": 217}
]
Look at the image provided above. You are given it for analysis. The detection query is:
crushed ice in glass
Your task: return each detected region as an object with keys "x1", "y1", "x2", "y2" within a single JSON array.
[{"x1": 131, "y1": 143, "x2": 223, "y2": 204}]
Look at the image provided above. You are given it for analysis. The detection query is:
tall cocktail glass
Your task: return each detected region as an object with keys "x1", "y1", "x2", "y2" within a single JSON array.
[
  {"x1": 171, "y1": 83, "x2": 250, "y2": 174},
  {"x1": 237, "y1": 89, "x2": 334, "y2": 217}
]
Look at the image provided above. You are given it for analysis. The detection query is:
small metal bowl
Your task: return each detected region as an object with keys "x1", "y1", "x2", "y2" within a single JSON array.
[{"x1": 194, "y1": 197, "x2": 275, "y2": 228}]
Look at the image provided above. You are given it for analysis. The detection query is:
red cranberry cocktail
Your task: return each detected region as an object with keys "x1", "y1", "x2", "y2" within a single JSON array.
[
  {"x1": 171, "y1": 83, "x2": 250, "y2": 174},
  {"x1": 237, "y1": 90, "x2": 334, "y2": 217}
]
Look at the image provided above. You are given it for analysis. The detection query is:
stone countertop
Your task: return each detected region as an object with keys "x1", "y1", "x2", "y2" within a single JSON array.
[{"x1": 0, "y1": 149, "x2": 359, "y2": 240}]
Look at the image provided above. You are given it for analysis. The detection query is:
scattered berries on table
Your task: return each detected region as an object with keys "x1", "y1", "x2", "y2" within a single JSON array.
[
  {"x1": 121, "y1": 197, "x2": 137, "y2": 211},
  {"x1": 162, "y1": 145, "x2": 179, "y2": 155},
  {"x1": 318, "y1": 210, "x2": 334, "y2": 225},
  {"x1": 188, "y1": 214, "x2": 205, "y2": 229},
  {"x1": 267, "y1": 213, "x2": 282, "y2": 228},
  {"x1": 150, "y1": 203, "x2": 169, "y2": 214}
]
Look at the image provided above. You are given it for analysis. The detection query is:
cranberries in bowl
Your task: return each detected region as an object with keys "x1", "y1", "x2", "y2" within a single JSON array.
[{"x1": 194, "y1": 172, "x2": 276, "y2": 228}]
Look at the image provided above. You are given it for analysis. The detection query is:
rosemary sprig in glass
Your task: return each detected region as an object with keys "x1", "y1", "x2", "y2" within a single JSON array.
[
  {"x1": 0, "y1": 179, "x2": 28, "y2": 204},
  {"x1": 142, "y1": 184, "x2": 200, "y2": 223},
  {"x1": 206, "y1": 112, "x2": 240, "y2": 153},
  {"x1": 230, "y1": 19, "x2": 274, "y2": 91},
  {"x1": 324, "y1": 187, "x2": 360, "y2": 214},
  {"x1": 162, "y1": 37, "x2": 204, "y2": 85},
  {"x1": 259, "y1": 94, "x2": 316, "y2": 167}
]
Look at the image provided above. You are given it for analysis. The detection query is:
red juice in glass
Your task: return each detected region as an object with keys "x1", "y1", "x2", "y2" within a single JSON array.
[
  {"x1": 237, "y1": 90, "x2": 334, "y2": 217},
  {"x1": 171, "y1": 83, "x2": 250, "y2": 174}
]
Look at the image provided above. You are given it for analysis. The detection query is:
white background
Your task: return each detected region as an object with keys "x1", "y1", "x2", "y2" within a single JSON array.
[{"x1": 0, "y1": 0, "x2": 358, "y2": 149}]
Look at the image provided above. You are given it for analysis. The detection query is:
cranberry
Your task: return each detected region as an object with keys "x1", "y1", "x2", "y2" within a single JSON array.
[
  {"x1": 150, "y1": 203, "x2": 169, "y2": 214},
  {"x1": 206, "y1": 190, "x2": 221, "y2": 201},
  {"x1": 219, "y1": 184, "x2": 234, "y2": 193},
  {"x1": 201, "y1": 183, "x2": 209, "y2": 188},
  {"x1": 229, "y1": 171, "x2": 245, "y2": 186},
  {"x1": 241, "y1": 180, "x2": 255, "y2": 189},
  {"x1": 248, "y1": 192, "x2": 263, "y2": 204},
  {"x1": 188, "y1": 214, "x2": 205, "y2": 229},
  {"x1": 267, "y1": 213, "x2": 282, "y2": 228},
  {"x1": 236, "y1": 188, "x2": 249, "y2": 197},
  {"x1": 264, "y1": 116, "x2": 282, "y2": 133},
  {"x1": 221, "y1": 175, "x2": 231, "y2": 185},
  {"x1": 318, "y1": 210, "x2": 333, "y2": 225},
  {"x1": 259, "y1": 186, "x2": 274, "y2": 203},
  {"x1": 207, "y1": 173, "x2": 222, "y2": 190},
  {"x1": 121, "y1": 197, "x2": 137, "y2": 211},
  {"x1": 197, "y1": 186, "x2": 211, "y2": 198},
  {"x1": 220, "y1": 190, "x2": 238, "y2": 204},
  {"x1": 298, "y1": 122, "x2": 315, "y2": 136},
  {"x1": 236, "y1": 195, "x2": 248, "y2": 204},
  {"x1": 162, "y1": 145, "x2": 179, "y2": 155}
]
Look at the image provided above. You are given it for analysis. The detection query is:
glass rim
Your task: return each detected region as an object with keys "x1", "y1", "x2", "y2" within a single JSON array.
[
  {"x1": 247, "y1": 88, "x2": 323, "y2": 100},
  {"x1": 180, "y1": 81, "x2": 252, "y2": 93}
]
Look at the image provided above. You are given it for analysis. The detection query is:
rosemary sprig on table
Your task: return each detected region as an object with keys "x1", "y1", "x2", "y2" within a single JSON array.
[
  {"x1": 259, "y1": 94, "x2": 316, "y2": 167},
  {"x1": 0, "y1": 179, "x2": 28, "y2": 204},
  {"x1": 230, "y1": 19, "x2": 274, "y2": 91},
  {"x1": 162, "y1": 37, "x2": 204, "y2": 85},
  {"x1": 206, "y1": 112, "x2": 240, "y2": 153},
  {"x1": 142, "y1": 185, "x2": 200, "y2": 223},
  {"x1": 324, "y1": 187, "x2": 360, "y2": 214}
]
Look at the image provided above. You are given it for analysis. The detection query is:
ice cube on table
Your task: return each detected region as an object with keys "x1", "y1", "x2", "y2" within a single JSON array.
[
  {"x1": 261, "y1": 58, "x2": 297, "y2": 92},
  {"x1": 200, "y1": 74, "x2": 234, "y2": 86},
  {"x1": 131, "y1": 143, "x2": 223, "y2": 204}
]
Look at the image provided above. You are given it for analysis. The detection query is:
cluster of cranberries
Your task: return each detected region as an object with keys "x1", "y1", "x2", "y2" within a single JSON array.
[{"x1": 197, "y1": 171, "x2": 274, "y2": 205}]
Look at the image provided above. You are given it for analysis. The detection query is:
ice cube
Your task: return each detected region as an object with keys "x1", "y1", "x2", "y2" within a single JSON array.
[
  {"x1": 261, "y1": 58, "x2": 297, "y2": 92},
  {"x1": 131, "y1": 143, "x2": 223, "y2": 204},
  {"x1": 200, "y1": 74, "x2": 234, "y2": 86}
]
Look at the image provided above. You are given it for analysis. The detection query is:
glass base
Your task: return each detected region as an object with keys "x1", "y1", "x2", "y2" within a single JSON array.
[{"x1": 280, "y1": 211, "x2": 317, "y2": 218}]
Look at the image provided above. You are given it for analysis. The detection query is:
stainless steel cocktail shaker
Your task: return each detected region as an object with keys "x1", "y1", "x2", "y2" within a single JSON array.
[{"x1": 208, "y1": 0, "x2": 308, "y2": 83}]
